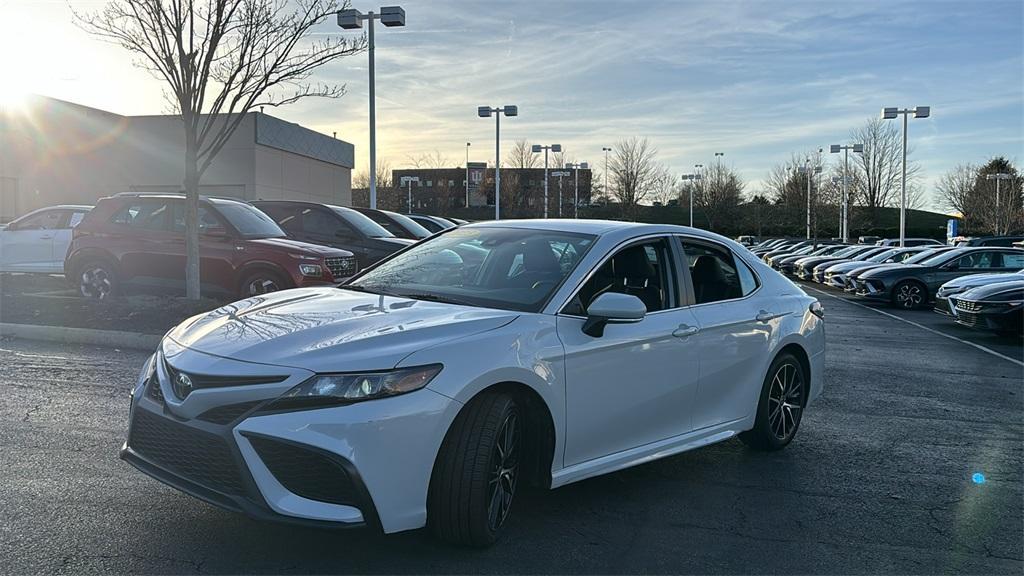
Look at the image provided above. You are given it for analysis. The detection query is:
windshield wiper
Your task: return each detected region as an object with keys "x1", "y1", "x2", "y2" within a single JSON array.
[{"x1": 394, "y1": 292, "x2": 475, "y2": 307}]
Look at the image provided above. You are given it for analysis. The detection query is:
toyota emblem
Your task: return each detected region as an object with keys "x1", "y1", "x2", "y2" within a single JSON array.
[{"x1": 173, "y1": 372, "x2": 194, "y2": 399}]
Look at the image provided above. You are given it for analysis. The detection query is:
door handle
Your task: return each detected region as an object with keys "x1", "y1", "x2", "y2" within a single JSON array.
[
  {"x1": 755, "y1": 310, "x2": 785, "y2": 322},
  {"x1": 39, "y1": 235, "x2": 54, "y2": 240},
  {"x1": 673, "y1": 324, "x2": 700, "y2": 338}
]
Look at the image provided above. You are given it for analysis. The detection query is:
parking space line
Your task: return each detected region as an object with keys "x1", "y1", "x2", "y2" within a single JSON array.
[{"x1": 803, "y1": 284, "x2": 1024, "y2": 368}]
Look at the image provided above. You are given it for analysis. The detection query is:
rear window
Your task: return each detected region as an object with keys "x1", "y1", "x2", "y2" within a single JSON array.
[{"x1": 110, "y1": 202, "x2": 169, "y2": 230}]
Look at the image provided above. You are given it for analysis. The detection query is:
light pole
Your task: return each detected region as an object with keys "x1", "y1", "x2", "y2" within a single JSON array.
[
  {"x1": 477, "y1": 105, "x2": 518, "y2": 220},
  {"x1": 338, "y1": 6, "x2": 406, "y2": 210},
  {"x1": 532, "y1": 144, "x2": 562, "y2": 218},
  {"x1": 882, "y1": 106, "x2": 930, "y2": 247},
  {"x1": 465, "y1": 142, "x2": 471, "y2": 208},
  {"x1": 400, "y1": 175, "x2": 419, "y2": 214},
  {"x1": 692, "y1": 164, "x2": 704, "y2": 227},
  {"x1": 714, "y1": 152, "x2": 724, "y2": 164},
  {"x1": 681, "y1": 172, "x2": 703, "y2": 227},
  {"x1": 830, "y1": 142, "x2": 864, "y2": 243},
  {"x1": 798, "y1": 160, "x2": 822, "y2": 241},
  {"x1": 566, "y1": 162, "x2": 589, "y2": 218},
  {"x1": 602, "y1": 147, "x2": 612, "y2": 199},
  {"x1": 552, "y1": 170, "x2": 570, "y2": 217},
  {"x1": 986, "y1": 172, "x2": 1012, "y2": 235}
]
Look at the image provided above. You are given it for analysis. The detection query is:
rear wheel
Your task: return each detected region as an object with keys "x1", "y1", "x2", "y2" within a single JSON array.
[
  {"x1": 740, "y1": 352, "x2": 806, "y2": 451},
  {"x1": 428, "y1": 391, "x2": 521, "y2": 547},
  {"x1": 892, "y1": 280, "x2": 927, "y2": 310},
  {"x1": 240, "y1": 270, "x2": 287, "y2": 298},
  {"x1": 77, "y1": 260, "x2": 118, "y2": 300}
]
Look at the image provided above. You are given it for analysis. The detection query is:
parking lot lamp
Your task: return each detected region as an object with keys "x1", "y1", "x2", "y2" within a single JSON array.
[
  {"x1": 830, "y1": 143, "x2": 864, "y2": 243},
  {"x1": 465, "y1": 142, "x2": 471, "y2": 208},
  {"x1": 565, "y1": 162, "x2": 589, "y2": 218},
  {"x1": 602, "y1": 147, "x2": 612, "y2": 199},
  {"x1": 692, "y1": 164, "x2": 704, "y2": 227},
  {"x1": 400, "y1": 175, "x2": 419, "y2": 214},
  {"x1": 881, "y1": 106, "x2": 930, "y2": 247},
  {"x1": 552, "y1": 170, "x2": 570, "y2": 217},
  {"x1": 478, "y1": 105, "x2": 518, "y2": 220},
  {"x1": 799, "y1": 160, "x2": 822, "y2": 240},
  {"x1": 532, "y1": 144, "x2": 562, "y2": 218},
  {"x1": 681, "y1": 172, "x2": 703, "y2": 227},
  {"x1": 338, "y1": 6, "x2": 406, "y2": 210},
  {"x1": 986, "y1": 173, "x2": 1012, "y2": 235}
]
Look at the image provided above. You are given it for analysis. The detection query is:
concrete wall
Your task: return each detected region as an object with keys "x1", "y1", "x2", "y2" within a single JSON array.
[{"x1": 0, "y1": 96, "x2": 353, "y2": 221}]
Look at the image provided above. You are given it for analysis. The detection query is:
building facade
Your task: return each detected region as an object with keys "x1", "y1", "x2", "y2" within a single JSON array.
[
  {"x1": 388, "y1": 165, "x2": 593, "y2": 218},
  {"x1": 0, "y1": 96, "x2": 354, "y2": 221}
]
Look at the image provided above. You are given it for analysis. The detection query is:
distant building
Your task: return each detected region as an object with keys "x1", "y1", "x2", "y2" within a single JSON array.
[
  {"x1": 0, "y1": 95, "x2": 354, "y2": 221},
  {"x1": 388, "y1": 165, "x2": 593, "y2": 217}
]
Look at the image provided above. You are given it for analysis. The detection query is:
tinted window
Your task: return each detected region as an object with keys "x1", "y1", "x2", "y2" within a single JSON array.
[
  {"x1": 1003, "y1": 252, "x2": 1024, "y2": 268},
  {"x1": 565, "y1": 238, "x2": 675, "y2": 315},
  {"x1": 953, "y1": 251, "x2": 999, "y2": 269},
  {"x1": 679, "y1": 240, "x2": 749, "y2": 304},
  {"x1": 16, "y1": 210, "x2": 65, "y2": 230},
  {"x1": 171, "y1": 204, "x2": 225, "y2": 234},
  {"x1": 111, "y1": 202, "x2": 169, "y2": 230},
  {"x1": 380, "y1": 211, "x2": 431, "y2": 239},
  {"x1": 213, "y1": 202, "x2": 285, "y2": 238},
  {"x1": 301, "y1": 208, "x2": 343, "y2": 236},
  {"x1": 332, "y1": 207, "x2": 392, "y2": 238}
]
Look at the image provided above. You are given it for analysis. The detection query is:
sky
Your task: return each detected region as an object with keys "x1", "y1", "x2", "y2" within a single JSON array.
[{"x1": 1, "y1": 0, "x2": 1022, "y2": 211}]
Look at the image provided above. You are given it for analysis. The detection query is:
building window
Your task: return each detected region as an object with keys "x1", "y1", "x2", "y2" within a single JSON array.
[{"x1": 427, "y1": 180, "x2": 433, "y2": 187}]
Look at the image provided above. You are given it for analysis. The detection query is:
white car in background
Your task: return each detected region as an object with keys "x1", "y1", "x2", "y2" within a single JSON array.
[
  {"x1": 0, "y1": 205, "x2": 92, "y2": 274},
  {"x1": 121, "y1": 220, "x2": 826, "y2": 547}
]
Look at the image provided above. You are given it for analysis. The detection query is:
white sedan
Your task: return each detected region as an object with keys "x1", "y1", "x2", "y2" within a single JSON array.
[
  {"x1": 0, "y1": 205, "x2": 92, "y2": 274},
  {"x1": 121, "y1": 220, "x2": 825, "y2": 546}
]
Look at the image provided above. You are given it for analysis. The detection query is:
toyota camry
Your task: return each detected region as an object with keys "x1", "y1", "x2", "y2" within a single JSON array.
[{"x1": 121, "y1": 220, "x2": 825, "y2": 547}]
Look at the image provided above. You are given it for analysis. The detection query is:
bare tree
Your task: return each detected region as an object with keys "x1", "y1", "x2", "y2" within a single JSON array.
[
  {"x1": 353, "y1": 158, "x2": 393, "y2": 189},
  {"x1": 973, "y1": 157, "x2": 1023, "y2": 235},
  {"x1": 851, "y1": 117, "x2": 920, "y2": 227},
  {"x1": 935, "y1": 163, "x2": 976, "y2": 217},
  {"x1": 648, "y1": 166, "x2": 677, "y2": 206},
  {"x1": 506, "y1": 140, "x2": 538, "y2": 169},
  {"x1": 609, "y1": 137, "x2": 658, "y2": 220},
  {"x1": 405, "y1": 150, "x2": 451, "y2": 169},
  {"x1": 76, "y1": 0, "x2": 364, "y2": 298},
  {"x1": 683, "y1": 162, "x2": 743, "y2": 231}
]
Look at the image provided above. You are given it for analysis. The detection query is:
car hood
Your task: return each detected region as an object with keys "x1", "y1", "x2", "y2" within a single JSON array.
[
  {"x1": 861, "y1": 263, "x2": 924, "y2": 278},
  {"x1": 166, "y1": 288, "x2": 519, "y2": 372},
  {"x1": 959, "y1": 280, "x2": 1024, "y2": 301},
  {"x1": 248, "y1": 237, "x2": 354, "y2": 258},
  {"x1": 941, "y1": 272, "x2": 1024, "y2": 291}
]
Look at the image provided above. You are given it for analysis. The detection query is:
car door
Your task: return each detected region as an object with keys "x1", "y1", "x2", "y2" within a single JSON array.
[
  {"x1": 170, "y1": 202, "x2": 239, "y2": 295},
  {"x1": 0, "y1": 209, "x2": 67, "y2": 272},
  {"x1": 933, "y1": 251, "x2": 999, "y2": 290},
  {"x1": 112, "y1": 199, "x2": 179, "y2": 290},
  {"x1": 558, "y1": 236, "x2": 701, "y2": 467},
  {"x1": 677, "y1": 237, "x2": 776, "y2": 430},
  {"x1": 51, "y1": 210, "x2": 89, "y2": 273}
]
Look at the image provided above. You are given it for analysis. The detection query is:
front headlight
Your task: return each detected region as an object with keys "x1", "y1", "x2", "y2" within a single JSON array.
[
  {"x1": 266, "y1": 364, "x2": 443, "y2": 411},
  {"x1": 299, "y1": 263, "x2": 323, "y2": 277}
]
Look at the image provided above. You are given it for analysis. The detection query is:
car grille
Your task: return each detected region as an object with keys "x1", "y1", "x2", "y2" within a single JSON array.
[
  {"x1": 247, "y1": 435, "x2": 360, "y2": 506},
  {"x1": 325, "y1": 256, "x2": 358, "y2": 278},
  {"x1": 197, "y1": 401, "x2": 263, "y2": 425},
  {"x1": 128, "y1": 408, "x2": 244, "y2": 495},
  {"x1": 956, "y1": 310, "x2": 980, "y2": 328},
  {"x1": 957, "y1": 301, "x2": 983, "y2": 313}
]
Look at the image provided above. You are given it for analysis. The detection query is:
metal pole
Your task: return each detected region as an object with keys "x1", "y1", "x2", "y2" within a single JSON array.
[
  {"x1": 407, "y1": 179, "x2": 412, "y2": 214},
  {"x1": 995, "y1": 177, "x2": 1001, "y2": 235},
  {"x1": 604, "y1": 149, "x2": 609, "y2": 199},
  {"x1": 806, "y1": 161, "x2": 811, "y2": 240},
  {"x1": 574, "y1": 167, "x2": 579, "y2": 219},
  {"x1": 842, "y1": 147, "x2": 849, "y2": 242},
  {"x1": 543, "y1": 148, "x2": 549, "y2": 218},
  {"x1": 557, "y1": 175, "x2": 562, "y2": 218},
  {"x1": 465, "y1": 143, "x2": 470, "y2": 208},
  {"x1": 368, "y1": 13, "x2": 377, "y2": 209},
  {"x1": 494, "y1": 111, "x2": 500, "y2": 220},
  {"x1": 900, "y1": 112, "x2": 907, "y2": 248},
  {"x1": 689, "y1": 184, "x2": 693, "y2": 227}
]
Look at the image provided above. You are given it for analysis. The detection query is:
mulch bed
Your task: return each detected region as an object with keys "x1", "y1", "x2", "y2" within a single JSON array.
[{"x1": 1, "y1": 274, "x2": 224, "y2": 335}]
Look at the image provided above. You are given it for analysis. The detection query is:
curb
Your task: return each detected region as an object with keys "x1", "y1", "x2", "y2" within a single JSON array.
[{"x1": 0, "y1": 323, "x2": 160, "y2": 351}]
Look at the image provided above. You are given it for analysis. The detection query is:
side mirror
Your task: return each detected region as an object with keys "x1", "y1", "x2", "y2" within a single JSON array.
[{"x1": 582, "y1": 292, "x2": 646, "y2": 337}]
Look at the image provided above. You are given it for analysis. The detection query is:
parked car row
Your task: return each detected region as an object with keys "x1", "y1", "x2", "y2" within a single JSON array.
[
  {"x1": 2, "y1": 194, "x2": 466, "y2": 300},
  {"x1": 750, "y1": 236, "x2": 1023, "y2": 336}
]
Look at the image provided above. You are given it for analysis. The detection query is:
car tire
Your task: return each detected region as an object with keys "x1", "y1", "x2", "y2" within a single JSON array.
[
  {"x1": 739, "y1": 352, "x2": 806, "y2": 451},
  {"x1": 239, "y1": 269, "x2": 288, "y2": 298},
  {"x1": 77, "y1": 259, "x2": 119, "y2": 300},
  {"x1": 428, "y1": 391, "x2": 521, "y2": 547},
  {"x1": 892, "y1": 280, "x2": 927, "y2": 310}
]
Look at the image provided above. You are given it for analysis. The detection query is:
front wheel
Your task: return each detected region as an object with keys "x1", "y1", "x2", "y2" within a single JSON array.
[
  {"x1": 428, "y1": 392, "x2": 521, "y2": 547},
  {"x1": 239, "y1": 270, "x2": 287, "y2": 298},
  {"x1": 740, "y1": 353, "x2": 806, "y2": 451},
  {"x1": 78, "y1": 260, "x2": 119, "y2": 300},
  {"x1": 892, "y1": 280, "x2": 927, "y2": 310}
]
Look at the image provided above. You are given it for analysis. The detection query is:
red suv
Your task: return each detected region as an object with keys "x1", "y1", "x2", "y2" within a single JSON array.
[{"x1": 66, "y1": 193, "x2": 358, "y2": 299}]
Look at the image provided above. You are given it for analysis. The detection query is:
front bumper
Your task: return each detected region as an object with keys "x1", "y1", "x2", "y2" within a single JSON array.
[
  {"x1": 824, "y1": 273, "x2": 847, "y2": 288},
  {"x1": 954, "y1": 304, "x2": 1023, "y2": 334},
  {"x1": 854, "y1": 279, "x2": 890, "y2": 301},
  {"x1": 933, "y1": 295, "x2": 957, "y2": 317},
  {"x1": 122, "y1": 348, "x2": 459, "y2": 534}
]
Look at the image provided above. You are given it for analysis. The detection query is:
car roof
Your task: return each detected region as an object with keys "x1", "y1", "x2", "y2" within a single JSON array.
[{"x1": 460, "y1": 219, "x2": 741, "y2": 245}]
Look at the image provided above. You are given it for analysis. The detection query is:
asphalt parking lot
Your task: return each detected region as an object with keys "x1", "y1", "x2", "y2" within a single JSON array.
[{"x1": 1, "y1": 291, "x2": 1021, "y2": 574}]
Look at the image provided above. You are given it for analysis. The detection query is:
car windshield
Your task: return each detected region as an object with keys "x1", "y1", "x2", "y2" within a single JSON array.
[
  {"x1": 903, "y1": 248, "x2": 945, "y2": 264},
  {"x1": 331, "y1": 206, "x2": 394, "y2": 238},
  {"x1": 918, "y1": 249, "x2": 962, "y2": 266},
  {"x1": 214, "y1": 202, "x2": 285, "y2": 238},
  {"x1": 867, "y1": 249, "x2": 899, "y2": 263},
  {"x1": 347, "y1": 227, "x2": 597, "y2": 313},
  {"x1": 831, "y1": 246, "x2": 864, "y2": 257},
  {"x1": 383, "y1": 210, "x2": 432, "y2": 239}
]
